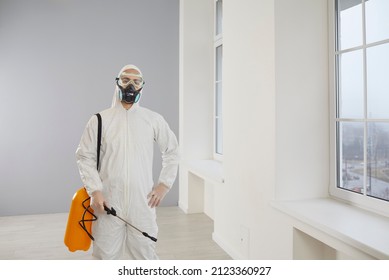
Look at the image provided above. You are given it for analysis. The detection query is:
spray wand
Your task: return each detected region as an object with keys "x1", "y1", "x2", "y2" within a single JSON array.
[{"x1": 104, "y1": 205, "x2": 157, "y2": 242}]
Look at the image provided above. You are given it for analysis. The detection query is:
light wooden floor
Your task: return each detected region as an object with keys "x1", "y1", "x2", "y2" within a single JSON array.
[{"x1": 0, "y1": 206, "x2": 231, "y2": 260}]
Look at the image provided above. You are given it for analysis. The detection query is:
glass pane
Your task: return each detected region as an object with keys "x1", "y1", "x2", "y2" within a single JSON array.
[
  {"x1": 216, "y1": 45, "x2": 222, "y2": 81},
  {"x1": 216, "y1": 0, "x2": 223, "y2": 36},
  {"x1": 215, "y1": 43, "x2": 223, "y2": 156},
  {"x1": 337, "y1": 51, "x2": 364, "y2": 118},
  {"x1": 366, "y1": 0, "x2": 389, "y2": 44},
  {"x1": 367, "y1": 122, "x2": 389, "y2": 201},
  {"x1": 337, "y1": 122, "x2": 364, "y2": 193},
  {"x1": 367, "y1": 43, "x2": 389, "y2": 119},
  {"x1": 215, "y1": 82, "x2": 222, "y2": 117},
  {"x1": 216, "y1": 118, "x2": 223, "y2": 155},
  {"x1": 336, "y1": 0, "x2": 363, "y2": 50}
]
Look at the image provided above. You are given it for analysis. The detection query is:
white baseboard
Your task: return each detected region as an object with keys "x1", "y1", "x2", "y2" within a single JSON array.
[
  {"x1": 178, "y1": 201, "x2": 188, "y2": 214},
  {"x1": 212, "y1": 231, "x2": 244, "y2": 260}
]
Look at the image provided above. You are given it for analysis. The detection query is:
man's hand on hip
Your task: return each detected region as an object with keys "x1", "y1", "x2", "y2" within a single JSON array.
[{"x1": 147, "y1": 183, "x2": 169, "y2": 208}]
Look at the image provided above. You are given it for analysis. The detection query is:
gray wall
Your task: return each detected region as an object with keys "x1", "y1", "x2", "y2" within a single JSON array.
[{"x1": 0, "y1": 0, "x2": 179, "y2": 216}]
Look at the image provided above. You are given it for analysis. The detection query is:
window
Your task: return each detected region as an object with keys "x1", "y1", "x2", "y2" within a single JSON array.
[
  {"x1": 214, "y1": 0, "x2": 223, "y2": 158},
  {"x1": 331, "y1": 0, "x2": 389, "y2": 213}
]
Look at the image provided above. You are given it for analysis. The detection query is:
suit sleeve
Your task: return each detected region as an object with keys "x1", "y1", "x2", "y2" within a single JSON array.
[
  {"x1": 154, "y1": 115, "x2": 179, "y2": 189},
  {"x1": 75, "y1": 116, "x2": 103, "y2": 196}
]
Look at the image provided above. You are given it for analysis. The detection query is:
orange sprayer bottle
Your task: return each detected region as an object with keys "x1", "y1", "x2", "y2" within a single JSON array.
[{"x1": 64, "y1": 187, "x2": 96, "y2": 252}]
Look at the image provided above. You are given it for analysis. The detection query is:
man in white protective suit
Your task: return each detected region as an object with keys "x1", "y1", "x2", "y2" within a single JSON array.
[{"x1": 75, "y1": 64, "x2": 179, "y2": 259}]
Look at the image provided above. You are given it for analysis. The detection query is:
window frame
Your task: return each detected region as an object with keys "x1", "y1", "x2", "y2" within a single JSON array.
[
  {"x1": 329, "y1": 0, "x2": 389, "y2": 217},
  {"x1": 213, "y1": 0, "x2": 223, "y2": 161}
]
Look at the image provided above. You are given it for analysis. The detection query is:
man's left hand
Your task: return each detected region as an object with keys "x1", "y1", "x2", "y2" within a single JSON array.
[{"x1": 147, "y1": 183, "x2": 169, "y2": 208}]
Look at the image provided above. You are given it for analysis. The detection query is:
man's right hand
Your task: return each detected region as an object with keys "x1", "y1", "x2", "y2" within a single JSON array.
[{"x1": 91, "y1": 190, "x2": 105, "y2": 213}]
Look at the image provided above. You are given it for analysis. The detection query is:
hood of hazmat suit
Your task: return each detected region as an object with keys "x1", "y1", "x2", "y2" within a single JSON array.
[{"x1": 75, "y1": 64, "x2": 179, "y2": 259}]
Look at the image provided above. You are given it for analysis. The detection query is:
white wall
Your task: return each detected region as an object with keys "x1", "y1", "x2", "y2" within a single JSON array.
[
  {"x1": 178, "y1": 0, "x2": 214, "y2": 212},
  {"x1": 0, "y1": 0, "x2": 179, "y2": 216},
  {"x1": 180, "y1": 0, "x2": 329, "y2": 259},
  {"x1": 179, "y1": 0, "x2": 213, "y2": 162},
  {"x1": 275, "y1": 0, "x2": 329, "y2": 201},
  {"x1": 218, "y1": 0, "x2": 328, "y2": 259},
  {"x1": 214, "y1": 0, "x2": 285, "y2": 260}
]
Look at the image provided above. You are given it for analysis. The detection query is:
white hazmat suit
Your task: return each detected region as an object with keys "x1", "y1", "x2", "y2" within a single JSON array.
[{"x1": 75, "y1": 65, "x2": 179, "y2": 259}]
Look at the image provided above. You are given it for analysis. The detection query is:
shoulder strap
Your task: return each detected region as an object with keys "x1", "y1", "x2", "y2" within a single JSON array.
[{"x1": 95, "y1": 113, "x2": 102, "y2": 171}]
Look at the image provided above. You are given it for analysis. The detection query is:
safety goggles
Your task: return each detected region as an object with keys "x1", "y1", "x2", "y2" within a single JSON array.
[{"x1": 117, "y1": 72, "x2": 144, "y2": 90}]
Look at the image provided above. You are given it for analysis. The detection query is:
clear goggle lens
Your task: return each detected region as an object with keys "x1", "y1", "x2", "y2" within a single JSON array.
[{"x1": 118, "y1": 73, "x2": 144, "y2": 89}]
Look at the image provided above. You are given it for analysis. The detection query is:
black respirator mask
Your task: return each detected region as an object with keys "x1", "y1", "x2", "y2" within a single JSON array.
[{"x1": 116, "y1": 76, "x2": 144, "y2": 104}]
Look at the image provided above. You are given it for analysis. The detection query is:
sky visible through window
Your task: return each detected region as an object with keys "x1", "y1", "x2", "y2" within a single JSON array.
[{"x1": 337, "y1": 0, "x2": 389, "y2": 201}]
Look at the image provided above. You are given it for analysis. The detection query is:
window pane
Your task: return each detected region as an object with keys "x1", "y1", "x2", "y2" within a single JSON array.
[
  {"x1": 215, "y1": 81, "x2": 222, "y2": 117},
  {"x1": 216, "y1": 0, "x2": 223, "y2": 36},
  {"x1": 367, "y1": 43, "x2": 389, "y2": 119},
  {"x1": 338, "y1": 51, "x2": 364, "y2": 118},
  {"x1": 366, "y1": 0, "x2": 389, "y2": 44},
  {"x1": 216, "y1": 118, "x2": 223, "y2": 154},
  {"x1": 215, "y1": 44, "x2": 223, "y2": 155},
  {"x1": 367, "y1": 122, "x2": 389, "y2": 201},
  {"x1": 337, "y1": 122, "x2": 364, "y2": 193},
  {"x1": 336, "y1": 0, "x2": 363, "y2": 50},
  {"x1": 216, "y1": 45, "x2": 222, "y2": 81}
]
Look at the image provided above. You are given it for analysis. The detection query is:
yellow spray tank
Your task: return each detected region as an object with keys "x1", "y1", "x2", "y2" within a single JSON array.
[{"x1": 64, "y1": 187, "x2": 96, "y2": 252}]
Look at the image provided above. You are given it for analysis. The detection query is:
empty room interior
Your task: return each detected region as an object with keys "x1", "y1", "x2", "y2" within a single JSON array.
[{"x1": 1, "y1": 0, "x2": 389, "y2": 260}]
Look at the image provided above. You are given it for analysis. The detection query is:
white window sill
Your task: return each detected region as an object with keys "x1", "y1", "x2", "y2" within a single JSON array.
[
  {"x1": 271, "y1": 198, "x2": 389, "y2": 259},
  {"x1": 184, "y1": 159, "x2": 224, "y2": 184}
]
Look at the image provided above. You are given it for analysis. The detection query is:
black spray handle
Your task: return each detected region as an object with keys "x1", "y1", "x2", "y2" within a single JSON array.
[{"x1": 104, "y1": 205, "x2": 116, "y2": 216}]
